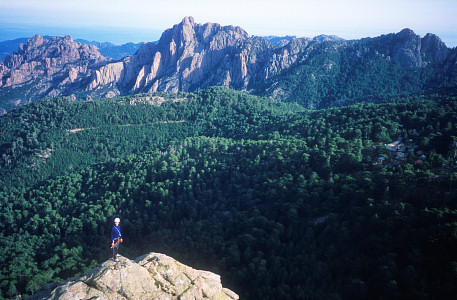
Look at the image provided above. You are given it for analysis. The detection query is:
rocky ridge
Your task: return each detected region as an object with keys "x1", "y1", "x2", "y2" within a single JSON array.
[
  {"x1": 85, "y1": 17, "x2": 352, "y2": 95},
  {"x1": 58, "y1": 20, "x2": 457, "y2": 97},
  {"x1": 0, "y1": 34, "x2": 107, "y2": 111},
  {"x1": 87, "y1": 16, "x2": 259, "y2": 95},
  {"x1": 1, "y1": 17, "x2": 456, "y2": 113},
  {"x1": 374, "y1": 28, "x2": 450, "y2": 68},
  {"x1": 28, "y1": 252, "x2": 238, "y2": 300}
]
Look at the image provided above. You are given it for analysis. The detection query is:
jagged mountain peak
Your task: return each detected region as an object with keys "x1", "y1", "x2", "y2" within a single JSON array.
[
  {"x1": 87, "y1": 17, "x2": 253, "y2": 95},
  {"x1": 423, "y1": 32, "x2": 444, "y2": 44},
  {"x1": 29, "y1": 252, "x2": 238, "y2": 300},
  {"x1": 312, "y1": 34, "x2": 344, "y2": 42},
  {"x1": 422, "y1": 32, "x2": 450, "y2": 62},
  {"x1": 362, "y1": 28, "x2": 451, "y2": 68},
  {"x1": 0, "y1": 34, "x2": 107, "y2": 110},
  {"x1": 182, "y1": 15, "x2": 195, "y2": 26},
  {"x1": 27, "y1": 34, "x2": 45, "y2": 47},
  {"x1": 159, "y1": 16, "x2": 249, "y2": 46},
  {"x1": 397, "y1": 27, "x2": 417, "y2": 37},
  {"x1": 4, "y1": 34, "x2": 104, "y2": 68}
]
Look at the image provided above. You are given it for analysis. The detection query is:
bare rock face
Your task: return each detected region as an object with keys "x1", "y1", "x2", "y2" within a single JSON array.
[
  {"x1": 0, "y1": 34, "x2": 107, "y2": 110},
  {"x1": 421, "y1": 33, "x2": 450, "y2": 63},
  {"x1": 1, "y1": 34, "x2": 106, "y2": 86},
  {"x1": 264, "y1": 37, "x2": 311, "y2": 79},
  {"x1": 28, "y1": 252, "x2": 238, "y2": 300},
  {"x1": 86, "y1": 16, "x2": 261, "y2": 94},
  {"x1": 389, "y1": 28, "x2": 425, "y2": 68},
  {"x1": 378, "y1": 28, "x2": 451, "y2": 68}
]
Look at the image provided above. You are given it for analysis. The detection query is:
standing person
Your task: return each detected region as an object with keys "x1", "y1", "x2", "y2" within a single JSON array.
[{"x1": 111, "y1": 217, "x2": 123, "y2": 261}]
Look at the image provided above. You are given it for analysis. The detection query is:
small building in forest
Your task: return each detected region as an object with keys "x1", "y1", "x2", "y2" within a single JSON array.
[
  {"x1": 386, "y1": 137, "x2": 404, "y2": 151},
  {"x1": 386, "y1": 141, "x2": 401, "y2": 151}
]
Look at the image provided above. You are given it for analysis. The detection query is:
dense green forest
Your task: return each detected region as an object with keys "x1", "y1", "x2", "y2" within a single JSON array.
[
  {"x1": 253, "y1": 40, "x2": 456, "y2": 109},
  {"x1": 1, "y1": 87, "x2": 457, "y2": 299}
]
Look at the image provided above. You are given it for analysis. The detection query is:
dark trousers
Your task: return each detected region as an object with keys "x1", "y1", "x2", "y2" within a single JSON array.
[{"x1": 112, "y1": 238, "x2": 120, "y2": 260}]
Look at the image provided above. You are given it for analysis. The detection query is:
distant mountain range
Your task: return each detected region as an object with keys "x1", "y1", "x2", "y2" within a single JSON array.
[
  {"x1": 1, "y1": 16, "x2": 456, "y2": 113},
  {"x1": 74, "y1": 39, "x2": 145, "y2": 60}
]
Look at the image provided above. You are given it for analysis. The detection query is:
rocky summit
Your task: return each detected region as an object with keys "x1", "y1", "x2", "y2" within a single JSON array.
[
  {"x1": 28, "y1": 252, "x2": 238, "y2": 300},
  {"x1": 0, "y1": 34, "x2": 107, "y2": 112},
  {"x1": 86, "y1": 16, "x2": 258, "y2": 95}
]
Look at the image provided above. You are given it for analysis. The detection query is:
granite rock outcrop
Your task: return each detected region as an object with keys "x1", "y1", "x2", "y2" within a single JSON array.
[
  {"x1": 369, "y1": 28, "x2": 450, "y2": 68},
  {"x1": 87, "y1": 16, "x2": 263, "y2": 94},
  {"x1": 28, "y1": 252, "x2": 238, "y2": 300},
  {"x1": 0, "y1": 34, "x2": 107, "y2": 110}
]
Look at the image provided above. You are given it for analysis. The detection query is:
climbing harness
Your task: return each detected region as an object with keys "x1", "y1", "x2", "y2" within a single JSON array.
[
  {"x1": 112, "y1": 237, "x2": 120, "y2": 261},
  {"x1": 110, "y1": 222, "x2": 124, "y2": 296}
]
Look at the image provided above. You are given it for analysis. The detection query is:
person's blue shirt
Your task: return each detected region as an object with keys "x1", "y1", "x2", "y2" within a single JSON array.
[{"x1": 111, "y1": 225, "x2": 122, "y2": 243}]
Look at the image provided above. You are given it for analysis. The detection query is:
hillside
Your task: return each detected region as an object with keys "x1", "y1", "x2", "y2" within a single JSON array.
[
  {"x1": 0, "y1": 88, "x2": 294, "y2": 189},
  {"x1": 1, "y1": 17, "x2": 457, "y2": 113},
  {"x1": 1, "y1": 87, "x2": 457, "y2": 299}
]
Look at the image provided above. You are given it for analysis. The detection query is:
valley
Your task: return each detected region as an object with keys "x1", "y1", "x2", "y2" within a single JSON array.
[{"x1": 0, "y1": 87, "x2": 456, "y2": 299}]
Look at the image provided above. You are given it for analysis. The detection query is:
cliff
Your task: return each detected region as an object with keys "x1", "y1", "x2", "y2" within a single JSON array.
[
  {"x1": 372, "y1": 28, "x2": 450, "y2": 68},
  {"x1": 77, "y1": 21, "x2": 457, "y2": 96},
  {"x1": 86, "y1": 16, "x2": 263, "y2": 94},
  {"x1": 0, "y1": 34, "x2": 107, "y2": 111},
  {"x1": 28, "y1": 252, "x2": 238, "y2": 300}
]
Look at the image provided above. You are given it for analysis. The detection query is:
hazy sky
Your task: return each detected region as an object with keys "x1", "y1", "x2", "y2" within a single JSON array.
[{"x1": 1, "y1": 0, "x2": 457, "y2": 46}]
